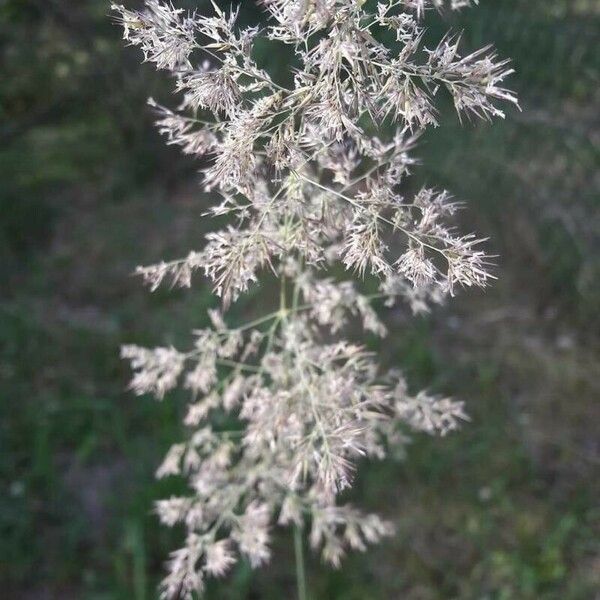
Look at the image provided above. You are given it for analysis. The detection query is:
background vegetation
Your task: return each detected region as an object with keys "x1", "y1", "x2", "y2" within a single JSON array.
[{"x1": 1, "y1": 0, "x2": 598, "y2": 598}]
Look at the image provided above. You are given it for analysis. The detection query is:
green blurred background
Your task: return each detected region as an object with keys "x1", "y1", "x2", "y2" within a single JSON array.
[{"x1": 1, "y1": 0, "x2": 599, "y2": 598}]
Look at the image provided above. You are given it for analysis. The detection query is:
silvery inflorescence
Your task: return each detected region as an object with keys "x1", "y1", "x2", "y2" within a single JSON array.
[{"x1": 113, "y1": 1, "x2": 516, "y2": 597}]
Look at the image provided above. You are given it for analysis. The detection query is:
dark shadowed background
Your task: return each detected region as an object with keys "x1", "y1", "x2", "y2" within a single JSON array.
[{"x1": 1, "y1": 0, "x2": 599, "y2": 598}]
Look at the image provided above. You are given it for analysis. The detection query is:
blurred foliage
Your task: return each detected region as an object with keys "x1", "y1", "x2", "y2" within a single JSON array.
[{"x1": 1, "y1": 1, "x2": 598, "y2": 599}]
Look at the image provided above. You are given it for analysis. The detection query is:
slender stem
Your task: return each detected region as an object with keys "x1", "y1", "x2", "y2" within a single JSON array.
[
  {"x1": 288, "y1": 274, "x2": 307, "y2": 600},
  {"x1": 215, "y1": 358, "x2": 260, "y2": 372},
  {"x1": 280, "y1": 272, "x2": 287, "y2": 314},
  {"x1": 234, "y1": 308, "x2": 283, "y2": 332},
  {"x1": 294, "y1": 524, "x2": 308, "y2": 600}
]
